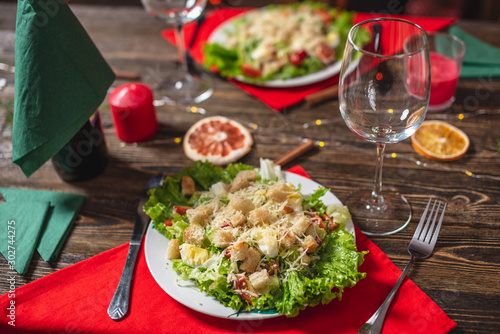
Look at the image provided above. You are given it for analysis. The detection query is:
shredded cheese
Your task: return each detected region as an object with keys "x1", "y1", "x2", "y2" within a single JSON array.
[{"x1": 191, "y1": 176, "x2": 326, "y2": 294}]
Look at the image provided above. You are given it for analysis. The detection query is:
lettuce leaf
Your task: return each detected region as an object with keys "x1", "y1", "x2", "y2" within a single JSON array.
[
  {"x1": 203, "y1": 43, "x2": 242, "y2": 78},
  {"x1": 147, "y1": 160, "x2": 367, "y2": 317},
  {"x1": 172, "y1": 258, "x2": 246, "y2": 311},
  {"x1": 302, "y1": 186, "x2": 329, "y2": 215},
  {"x1": 144, "y1": 161, "x2": 252, "y2": 228},
  {"x1": 326, "y1": 204, "x2": 352, "y2": 225},
  {"x1": 273, "y1": 227, "x2": 367, "y2": 317},
  {"x1": 311, "y1": 228, "x2": 367, "y2": 288},
  {"x1": 157, "y1": 215, "x2": 189, "y2": 241},
  {"x1": 203, "y1": 3, "x2": 358, "y2": 82}
]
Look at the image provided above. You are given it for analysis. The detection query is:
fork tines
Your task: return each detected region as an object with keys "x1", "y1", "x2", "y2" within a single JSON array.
[{"x1": 414, "y1": 198, "x2": 447, "y2": 244}]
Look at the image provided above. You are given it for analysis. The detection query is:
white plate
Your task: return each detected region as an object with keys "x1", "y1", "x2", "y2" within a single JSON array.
[
  {"x1": 206, "y1": 9, "x2": 343, "y2": 88},
  {"x1": 144, "y1": 172, "x2": 354, "y2": 320}
]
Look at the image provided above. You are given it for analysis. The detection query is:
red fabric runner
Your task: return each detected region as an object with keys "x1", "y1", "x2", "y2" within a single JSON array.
[
  {"x1": 161, "y1": 8, "x2": 457, "y2": 111},
  {"x1": 0, "y1": 166, "x2": 456, "y2": 333}
]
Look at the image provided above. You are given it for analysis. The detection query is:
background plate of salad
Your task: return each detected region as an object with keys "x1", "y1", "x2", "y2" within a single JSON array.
[
  {"x1": 204, "y1": 2, "x2": 359, "y2": 87},
  {"x1": 144, "y1": 171, "x2": 359, "y2": 320}
]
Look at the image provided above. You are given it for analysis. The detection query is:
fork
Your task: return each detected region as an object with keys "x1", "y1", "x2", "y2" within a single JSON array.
[{"x1": 359, "y1": 198, "x2": 447, "y2": 334}]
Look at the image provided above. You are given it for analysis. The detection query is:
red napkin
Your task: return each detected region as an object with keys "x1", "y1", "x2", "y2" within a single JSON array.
[
  {"x1": 0, "y1": 166, "x2": 456, "y2": 334},
  {"x1": 161, "y1": 8, "x2": 457, "y2": 111}
]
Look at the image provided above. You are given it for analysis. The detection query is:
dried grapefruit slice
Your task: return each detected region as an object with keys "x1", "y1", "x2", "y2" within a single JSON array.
[
  {"x1": 183, "y1": 116, "x2": 253, "y2": 165},
  {"x1": 411, "y1": 120, "x2": 469, "y2": 161}
]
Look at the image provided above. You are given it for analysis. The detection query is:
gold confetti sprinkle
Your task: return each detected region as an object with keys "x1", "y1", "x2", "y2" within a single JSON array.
[
  {"x1": 174, "y1": 137, "x2": 182, "y2": 144},
  {"x1": 319, "y1": 141, "x2": 325, "y2": 147},
  {"x1": 251, "y1": 123, "x2": 258, "y2": 130},
  {"x1": 391, "y1": 153, "x2": 397, "y2": 158},
  {"x1": 465, "y1": 170, "x2": 472, "y2": 176},
  {"x1": 458, "y1": 114, "x2": 464, "y2": 120},
  {"x1": 388, "y1": 109, "x2": 394, "y2": 114},
  {"x1": 316, "y1": 119, "x2": 322, "y2": 126}
]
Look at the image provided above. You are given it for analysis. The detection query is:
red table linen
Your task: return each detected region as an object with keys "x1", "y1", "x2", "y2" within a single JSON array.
[
  {"x1": 161, "y1": 8, "x2": 457, "y2": 111},
  {"x1": 0, "y1": 166, "x2": 456, "y2": 334}
]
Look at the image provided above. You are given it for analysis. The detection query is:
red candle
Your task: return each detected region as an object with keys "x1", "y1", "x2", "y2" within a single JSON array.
[
  {"x1": 429, "y1": 52, "x2": 460, "y2": 106},
  {"x1": 109, "y1": 83, "x2": 158, "y2": 143}
]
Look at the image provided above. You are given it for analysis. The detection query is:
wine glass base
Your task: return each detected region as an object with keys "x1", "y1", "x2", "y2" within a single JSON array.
[
  {"x1": 344, "y1": 190, "x2": 412, "y2": 236},
  {"x1": 145, "y1": 64, "x2": 214, "y2": 105}
]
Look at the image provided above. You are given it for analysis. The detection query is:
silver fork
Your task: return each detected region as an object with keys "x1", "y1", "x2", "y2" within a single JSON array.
[{"x1": 359, "y1": 198, "x2": 447, "y2": 334}]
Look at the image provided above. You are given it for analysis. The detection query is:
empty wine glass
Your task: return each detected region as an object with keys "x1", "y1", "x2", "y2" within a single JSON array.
[
  {"x1": 141, "y1": 0, "x2": 213, "y2": 104},
  {"x1": 338, "y1": 18, "x2": 430, "y2": 235}
]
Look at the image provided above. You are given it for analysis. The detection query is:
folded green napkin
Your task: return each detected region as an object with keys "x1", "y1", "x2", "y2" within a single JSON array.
[
  {"x1": 0, "y1": 200, "x2": 50, "y2": 275},
  {"x1": 13, "y1": 0, "x2": 115, "y2": 178},
  {"x1": 449, "y1": 26, "x2": 500, "y2": 78},
  {"x1": 0, "y1": 188, "x2": 85, "y2": 273}
]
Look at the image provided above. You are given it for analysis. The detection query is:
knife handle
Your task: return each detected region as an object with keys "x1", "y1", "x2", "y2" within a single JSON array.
[{"x1": 107, "y1": 242, "x2": 141, "y2": 320}]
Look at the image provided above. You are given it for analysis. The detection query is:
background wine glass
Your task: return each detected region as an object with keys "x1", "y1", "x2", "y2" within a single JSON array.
[
  {"x1": 338, "y1": 18, "x2": 430, "y2": 235},
  {"x1": 141, "y1": 0, "x2": 213, "y2": 104}
]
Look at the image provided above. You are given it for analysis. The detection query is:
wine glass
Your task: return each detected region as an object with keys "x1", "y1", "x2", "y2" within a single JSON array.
[
  {"x1": 338, "y1": 18, "x2": 430, "y2": 235},
  {"x1": 141, "y1": 0, "x2": 213, "y2": 104}
]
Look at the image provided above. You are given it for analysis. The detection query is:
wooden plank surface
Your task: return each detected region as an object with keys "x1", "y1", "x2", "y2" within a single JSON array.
[{"x1": 1, "y1": 3, "x2": 499, "y2": 333}]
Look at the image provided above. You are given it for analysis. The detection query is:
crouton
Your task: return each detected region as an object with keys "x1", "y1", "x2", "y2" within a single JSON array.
[
  {"x1": 230, "y1": 210, "x2": 246, "y2": 227},
  {"x1": 166, "y1": 239, "x2": 181, "y2": 259},
  {"x1": 249, "y1": 269, "x2": 270, "y2": 291},
  {"x1": 283, "y1": 205, "x2": 294, "y2": 214},
  {"x1": 229, "y1": 175, "x2": 250, "y2": 193},
  {"x1": 247, "y1": 207, "x2": 271, "y2": 226},
  {"x1": 205, "y1": 200, "x2": 222, "y2": 216},
  {"x1": 186, "y1": 205, "x2": 210, "y2": 225},
  {"x1": 213, "y1": 230, "x2": 234, "y2": 248},
  {"x1": 181, "y1": 176, "x2": 195, "y2": 196},
  {"x1": 267, "y1": 181, "x2": 290, "y2": 203},
  {"x1": 229, "y1": 170, "x2": 257, "y2": 193},
  {"x1": 238, "y1": 170, "x2": 257, "y2": 182},
  {"x1": 280, "y1": 230, "x2": 297, "y2": 249},
  {"x1": 239, "y1": 247, "x2": 261, "y2": 273},
  {"x1": 302, "y1": 235, "x2": 319, "y2": 253},
  {"x1": 301, "y1": 254, "x2": 311, "y2": 266},
  {"x1": 291, "y1": 215, "x2": 311, "y2": 236},
  {"x1": 305, "y1": 224, "x2": 315, "y2": 236},
  {"x1": 229, "y1": 240, "x2": 248, "y2": 262},
  {"x1": 229, "y1": 194, "x2": 254, "y2": 215},
  {"x1": 183, "y1": 224, "x2": 205, "y2": 246}
]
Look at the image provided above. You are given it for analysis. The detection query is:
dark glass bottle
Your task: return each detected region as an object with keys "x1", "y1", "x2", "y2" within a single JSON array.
[{"x1": 51, "y1": 112, "x2": 108, "y2": 182}]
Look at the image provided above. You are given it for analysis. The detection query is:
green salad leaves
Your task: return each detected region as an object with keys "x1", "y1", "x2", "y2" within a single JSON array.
[
  {"x1": 144, "y1": 161, "x2": 367, "y2": 317},
  {"x1": 203, "y1": 1, "x2": 362, "y2": 82}
]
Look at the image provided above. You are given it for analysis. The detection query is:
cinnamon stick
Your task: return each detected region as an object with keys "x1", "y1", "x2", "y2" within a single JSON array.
[
  {"x1": 114, "y1": 71, "x2": 141, "y2": 81},
  {"x1": 274, "y1": 139, "x2": 316, "y2": 166},
  {"x1": 304, "y1": 85, "x2": 339, "y2": 107}
]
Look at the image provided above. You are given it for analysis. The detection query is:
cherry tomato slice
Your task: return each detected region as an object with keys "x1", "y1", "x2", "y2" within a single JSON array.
[
  {"x1": 173, "y1": 205, "x2": 190, "y2": 216},
  {"x1": 289, "y1": 50, "x2": 307, "y2": 66},
  {"x1": 314, "y1": 8, "x2": 332, "y2": 24},
  {"x1": 241, "y1": 63, "x2": 262, "y2": 78}
]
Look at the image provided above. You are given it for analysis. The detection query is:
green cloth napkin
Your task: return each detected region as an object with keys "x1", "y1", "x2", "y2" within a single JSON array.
[
  {"x1": 0, "y1": 188, "x2": 85, "y2": 268},
  {"x1": 12, "y1": 0, "x2": 115, "y2": 178},
  {"x1": 449, "y1": 26, "x2": 500, "y2": 78},
  {"x1": 0, "y1": 200, "x2": 50, "y2": 275}
]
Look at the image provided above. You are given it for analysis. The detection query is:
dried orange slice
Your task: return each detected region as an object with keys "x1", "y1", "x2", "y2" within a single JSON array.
[
  {"x1": 183, "y1": 116, "x2": 253, "y2": 165},
  {"x1": 411, "y1": 120, "x2": 470, "y2": 161}
]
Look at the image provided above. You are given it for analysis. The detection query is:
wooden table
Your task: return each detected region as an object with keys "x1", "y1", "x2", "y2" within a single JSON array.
[{"x1": 1, "y1": 3, "x2": 499, "y2": 332}]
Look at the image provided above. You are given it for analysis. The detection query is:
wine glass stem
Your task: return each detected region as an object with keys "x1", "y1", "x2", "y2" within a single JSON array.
[
  {"x1": 174, "y1": 21, "x2": 189, "y2": 74},
  {"x1": 371, "y1": 143, "x2": 386, "y2": 208}
]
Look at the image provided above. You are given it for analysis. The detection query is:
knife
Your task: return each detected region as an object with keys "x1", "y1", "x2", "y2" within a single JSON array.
[{"x1": 107, "y1": 173, "x2": 164, "y2": 320}]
